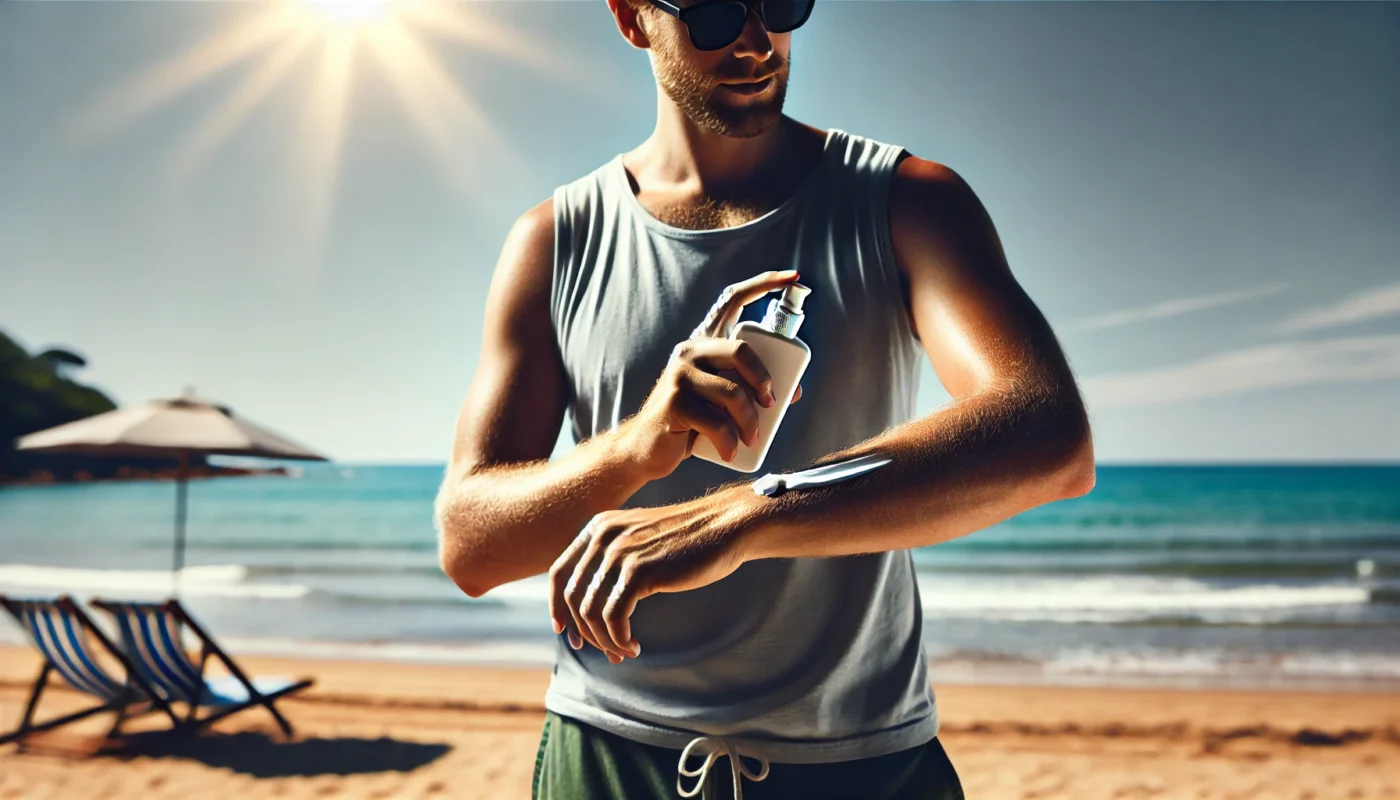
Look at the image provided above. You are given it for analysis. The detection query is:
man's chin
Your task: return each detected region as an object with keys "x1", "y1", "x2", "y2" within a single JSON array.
[{"x1": 707, "y1": 102, "x2": 785, "y2": 139}]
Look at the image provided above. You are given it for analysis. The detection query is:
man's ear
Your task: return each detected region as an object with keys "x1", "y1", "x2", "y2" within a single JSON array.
[{"x1": 606, "y1": 0, "x2": 653, "y2": 49}]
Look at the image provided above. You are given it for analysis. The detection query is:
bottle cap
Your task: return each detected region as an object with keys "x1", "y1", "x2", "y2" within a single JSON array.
[{"x1": 780, "y1": 283, "x2": 811, "y2": 313}]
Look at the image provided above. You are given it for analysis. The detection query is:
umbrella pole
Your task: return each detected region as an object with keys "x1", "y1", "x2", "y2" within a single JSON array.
[{"x1": 173, "y1": 451, "x2": 188, "y2": 599}]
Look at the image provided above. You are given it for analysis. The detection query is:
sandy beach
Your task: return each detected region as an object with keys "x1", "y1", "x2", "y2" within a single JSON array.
[{"x1": 2, "y1": 646, "x2": 1397, "y2": 799}]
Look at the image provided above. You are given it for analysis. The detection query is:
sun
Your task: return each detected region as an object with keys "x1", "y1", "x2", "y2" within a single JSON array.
[
  {"x1": 304, "y1": 0, "x2": 393, "y2": 25},
  {"x1": 67, "y1": 0, "x2": 613, "y2": 263}
]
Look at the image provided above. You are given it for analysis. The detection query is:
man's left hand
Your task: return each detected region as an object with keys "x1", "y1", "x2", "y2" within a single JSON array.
[{"x1": 548, "y1": 489, "x2": 759, "y2": 663}]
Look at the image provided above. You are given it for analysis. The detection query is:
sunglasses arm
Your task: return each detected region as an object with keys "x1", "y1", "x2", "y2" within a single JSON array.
[{"x1": 646, "y1": 0, "x2": 685, "y2": 18}]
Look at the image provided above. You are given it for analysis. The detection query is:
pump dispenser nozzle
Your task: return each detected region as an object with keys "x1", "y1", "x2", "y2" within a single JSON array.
[
  {"x1": 779, "y1": 283, "x2": 810, "y2": 313},
  {"x1": 763, "y1": 282, "x2": 809, "y2": 339}
]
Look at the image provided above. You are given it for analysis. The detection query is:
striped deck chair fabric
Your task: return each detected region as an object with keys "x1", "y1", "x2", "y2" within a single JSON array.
[
  {"x1": 91, "y1": 599, "x2": 314, "y2": 737},
  {"x1": 0, "y1": 595, "x2": 178, "y2": 747}
]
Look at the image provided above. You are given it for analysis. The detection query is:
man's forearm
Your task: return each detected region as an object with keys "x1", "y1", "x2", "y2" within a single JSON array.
[
  {"x1": 734, "y1": 384, "x2": 1095, "y2": 561},
  {"x1": 435, "y1": 425, "x2": 649, "y2": 597}
]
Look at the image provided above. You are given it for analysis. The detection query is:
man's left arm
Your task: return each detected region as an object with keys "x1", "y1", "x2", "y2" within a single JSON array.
[{"x1": 552, "y1": 156, "x2": 1095, "y2": 662}]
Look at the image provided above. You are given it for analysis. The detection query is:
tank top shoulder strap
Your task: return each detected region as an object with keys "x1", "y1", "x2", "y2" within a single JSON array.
[
  {"x1": 820, "y1": 129, "x2": 914, "y2": 339},
  {"x1": 549, "y1": 160, "x2": 616, "y2": 340}
]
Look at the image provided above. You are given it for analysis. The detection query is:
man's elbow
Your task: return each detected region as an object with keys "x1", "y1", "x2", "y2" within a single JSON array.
[
  {"x1": 434, "y1": 494, "x2": 494, "y2": 599},
  {"x1": 439, "y1": 543, "x2": 493, "y2": 599},
  {"x1": 1053, "y1": 405, "x2": 1096, "y2": 499}
]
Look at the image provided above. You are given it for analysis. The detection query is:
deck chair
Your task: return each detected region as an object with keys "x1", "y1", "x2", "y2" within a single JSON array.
[
  {"x1": 90, "y1": 598, "x2": 314, "y2": 738},
  {"x1": 0, "y1": 595, "x2": 180, "y2": 748}
]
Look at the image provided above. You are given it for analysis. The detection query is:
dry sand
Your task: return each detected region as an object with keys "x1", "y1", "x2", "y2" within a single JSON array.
[{"x1": 2, "y1": 646, "x2": 1397, "y2": 799}]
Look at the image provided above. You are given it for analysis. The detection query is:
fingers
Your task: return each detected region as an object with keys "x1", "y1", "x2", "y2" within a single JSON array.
[
  {"x1": 694, "y1": 270, "x2": 799, "y2": 339},
  {"x1": 551, "y1": 512, "x2": 655, "y2": 665},
  {"x1": 694, "y1": 341, "x2": 775, "y2": 408},
  {"x1": 792, "y1": 384, "x2": 803, "y2": 404},
  {"x1": 675, "y1": 390, "x2": 743, "y2": 461},
  {"x1": 564, "y1": 534, "x2": 619, "y2": 659},
  {"x1": 549, "y1": 518, "x2": 596, "y2": 650},
  {"x1": 673, "y1": 338, "x2": 774, "y2": 409},
  {"x1": 602, "y1": 565, "x2": 643, "y2": 658},
  {"x1": 565, "y1": 522, "x2": 641, "y2": 663},
  {"x1": 685, "y1": 371, "x2": 761, "y2": 449},
  {"x1": 581, "y1": 556, "x2": 642, "y2": 661}
]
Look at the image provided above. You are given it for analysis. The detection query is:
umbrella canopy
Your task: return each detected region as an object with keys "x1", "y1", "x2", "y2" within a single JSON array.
[
  {"x1": 17, "y1": 389, "x2": 328, "y2": 597},
  {"x1": 17, "y1": 390, "x2": 325, "y2": 461}
]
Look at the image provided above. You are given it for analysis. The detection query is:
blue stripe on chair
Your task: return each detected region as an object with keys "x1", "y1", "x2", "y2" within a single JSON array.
[
  {"x1": 150, "y1": 610, "x2": 204, "y2": 691},
  {"x1": 23, "y1": 607, "x2": 102, "y2": 697},
  {"x1": 58, "y1": 610, "x2": 123, "y2": 700},
  {"x1": 109, "y1": 605, "x2": 197, "y2": 704},
  {"x1": 112, "y1": 607, "x2": 185, "y2": 703},
  {"x1": 111, "y1": 609, "x2": 174, "y2": 701},
  {"x1": 137, "y1": 609, "x2": 199, "y2": 702}
]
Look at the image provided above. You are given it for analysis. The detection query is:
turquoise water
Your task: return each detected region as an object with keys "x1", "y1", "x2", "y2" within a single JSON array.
[{"x1": 2, "y1": 465, "x2": 1398, "y2": 687}]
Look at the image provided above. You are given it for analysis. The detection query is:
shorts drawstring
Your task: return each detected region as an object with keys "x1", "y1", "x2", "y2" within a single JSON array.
[{"x1": 677, "y1": 736, "x2": 770, "y2": 800}]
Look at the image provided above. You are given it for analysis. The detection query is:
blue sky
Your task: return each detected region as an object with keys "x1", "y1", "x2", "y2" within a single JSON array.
[{"x1": 1, "y1": 1, "x2": 1397, "y2": 463}]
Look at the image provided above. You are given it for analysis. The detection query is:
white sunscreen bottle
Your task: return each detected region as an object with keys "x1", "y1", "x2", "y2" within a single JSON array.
[{"x1": 692, "y1": 283, "x2": 812, "y2": 473}]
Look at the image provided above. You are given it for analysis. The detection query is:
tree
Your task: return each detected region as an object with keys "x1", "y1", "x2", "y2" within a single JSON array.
[
  {"x1": 35, "y1": 347, "x2": 88, "y2": 374},
  {"x1": 0, "y1": 330, "x2": 118, "y2": 480}
]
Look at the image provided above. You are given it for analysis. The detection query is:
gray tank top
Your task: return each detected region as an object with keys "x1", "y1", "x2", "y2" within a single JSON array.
[{"x1": 544, "y1": 128, "x2": 936, "y2": 765}]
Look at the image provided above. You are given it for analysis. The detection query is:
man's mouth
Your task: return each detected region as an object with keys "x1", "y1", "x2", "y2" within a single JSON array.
[{"x1": 720, "y1": 76, "x2": 775, "y2": 96}]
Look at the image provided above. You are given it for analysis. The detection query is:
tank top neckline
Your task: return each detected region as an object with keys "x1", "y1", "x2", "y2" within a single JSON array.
[{"x1": 610, "y1": 128, "x2": 844, "y2": 241}]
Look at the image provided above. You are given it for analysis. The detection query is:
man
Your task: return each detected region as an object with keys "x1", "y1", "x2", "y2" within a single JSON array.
[{"x1": 434, "y1": 0, "x2": 1095, "y2": 797}]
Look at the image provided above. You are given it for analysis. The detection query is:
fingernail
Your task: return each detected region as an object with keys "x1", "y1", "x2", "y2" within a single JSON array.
[
  {"x1": 568, "y1": 631, "x2": 582, "y2": 649},
  {"x1": 552, "y1": 619, "x2": 564, "y2": 635},
  {"x1": 764, "y1": 390, "x2": 775, "y2": 407},
  {"x1": 630, "y1": 642, "x2": 641, "y2": 657}
]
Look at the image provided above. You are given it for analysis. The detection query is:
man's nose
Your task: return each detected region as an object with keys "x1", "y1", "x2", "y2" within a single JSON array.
[{"x1": 730, "y1": 5, "x2": 774, "y2": 60}]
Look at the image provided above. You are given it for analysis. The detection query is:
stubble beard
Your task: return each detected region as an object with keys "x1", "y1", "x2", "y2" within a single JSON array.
[{"x1": 651, "y1": 33, "x2": 790, "y2": 139}]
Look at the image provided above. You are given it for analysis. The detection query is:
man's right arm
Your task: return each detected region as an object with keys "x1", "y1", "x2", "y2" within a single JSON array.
[{"x1": 434, "y1": 199, "x2": 653, "y2": 597}]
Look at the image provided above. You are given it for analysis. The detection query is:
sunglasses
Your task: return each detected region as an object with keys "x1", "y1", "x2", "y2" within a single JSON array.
[{"x1": 645, "y1": 0, "x2": 815, "y2": 52}]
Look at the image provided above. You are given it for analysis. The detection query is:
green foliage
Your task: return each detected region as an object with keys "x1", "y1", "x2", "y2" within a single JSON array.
[
  {"x1": 35, "y1": 348, "x2": 88, "y2": 370},
  {"x1": 0, "y1": 329, "x2": 118, "y2": 479}
]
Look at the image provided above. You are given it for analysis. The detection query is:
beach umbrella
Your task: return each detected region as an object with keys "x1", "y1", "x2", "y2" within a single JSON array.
[{"x1": 15, "y1": 389, "x2": 328, "y2": 597}]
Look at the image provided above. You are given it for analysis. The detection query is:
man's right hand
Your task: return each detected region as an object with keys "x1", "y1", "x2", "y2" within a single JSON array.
[{"x1": 621, "y1": 270, "x2": 803, "y2": 480}]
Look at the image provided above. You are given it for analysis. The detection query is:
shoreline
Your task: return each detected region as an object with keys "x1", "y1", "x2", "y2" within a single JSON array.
[
  {"x1": 13, "y1": 633, "x2": 1400, "y2": 695},
  {"x1": 2, "y1": 646, "x2": 1398, "y2": 798}
]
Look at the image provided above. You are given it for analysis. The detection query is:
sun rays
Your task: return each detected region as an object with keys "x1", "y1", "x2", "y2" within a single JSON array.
[{"x1": 68, "y1": 0, "x2": 598, "y2": 255}]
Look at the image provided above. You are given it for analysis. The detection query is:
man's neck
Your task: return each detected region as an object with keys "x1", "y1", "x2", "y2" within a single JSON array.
[
  {"x1": 622, "y1": 112, "x2": 827, "y2": 231},
  {"x1": 643, "y1": 110, "x2": 794, "y2": 193}
]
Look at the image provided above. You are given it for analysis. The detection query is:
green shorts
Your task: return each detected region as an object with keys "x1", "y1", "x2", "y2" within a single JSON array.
[{"x1": 532, "y1": 711, "x2": 965, "y2": 800}]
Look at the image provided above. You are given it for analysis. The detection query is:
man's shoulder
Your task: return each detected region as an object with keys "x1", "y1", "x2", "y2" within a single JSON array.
[
  {"x1": 505, "y1": 154, "x2": 620, "y2": 265},
  {"x1": 889, "y1": 154, "x2": 978, "y2": 223}
]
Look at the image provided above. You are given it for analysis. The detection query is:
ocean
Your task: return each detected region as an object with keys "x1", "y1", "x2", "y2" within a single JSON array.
[{"x1": 2, "y1": 464, "x2": 1398, "y2": 690}]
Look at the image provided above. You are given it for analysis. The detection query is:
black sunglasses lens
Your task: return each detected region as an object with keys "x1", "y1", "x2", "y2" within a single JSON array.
[
  {"x1": 759, "y1": 0, "x2": 813, "y2": 33},
  {"x1": 686, "y1": 2, "x2": 749, "y2": 50}
]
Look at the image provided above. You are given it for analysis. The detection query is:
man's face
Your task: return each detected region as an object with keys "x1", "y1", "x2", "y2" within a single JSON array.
[{"x1": 644, "y1": 2, "x2": 792, "y2": 138}]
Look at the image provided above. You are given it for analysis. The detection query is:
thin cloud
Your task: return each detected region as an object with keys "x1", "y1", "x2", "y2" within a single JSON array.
[
  {"x1": 1275, "y1": 282, "x2": 1400, "y2": 334},
  {"x1": 1074, "y1": 283, "x2": 1288, "y2": 332},
  {"x1": 1083, "y1": 333, "x2": 1400, "y2": 409}
]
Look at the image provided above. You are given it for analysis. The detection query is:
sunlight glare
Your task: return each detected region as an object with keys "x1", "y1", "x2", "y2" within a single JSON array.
[
  {"x1": 170, "y1": 32, "x2": 317, "y2": 188},
  {"x1": 69, "y1": 0, "x2": 586, "y2": 263},
  {"x1": 305, "y1": 0, "x2": 393, "y2": 25},
  {"x1": 299, "y1": 31, "x2": 358, "y2": 244}
]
